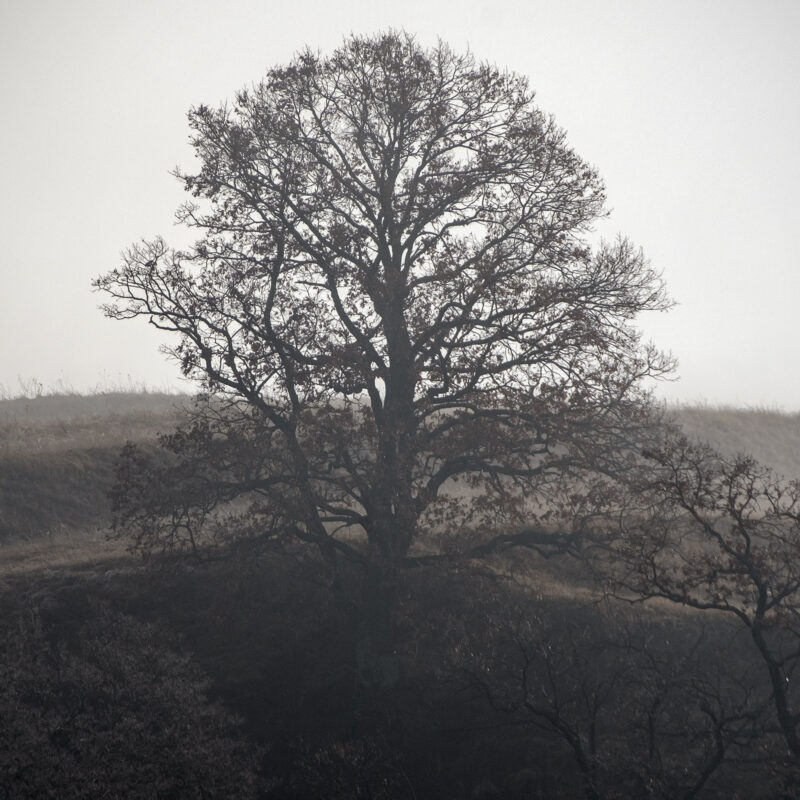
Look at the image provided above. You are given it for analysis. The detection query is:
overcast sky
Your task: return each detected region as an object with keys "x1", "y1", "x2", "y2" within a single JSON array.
[{"x1": 1, "y1": 0, "x2": 798, "y2": 407}]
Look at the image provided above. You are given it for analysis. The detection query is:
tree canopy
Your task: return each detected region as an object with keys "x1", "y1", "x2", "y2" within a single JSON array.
[{"x1": 96, "y1": 32, "x2": 671, "y2": 566}]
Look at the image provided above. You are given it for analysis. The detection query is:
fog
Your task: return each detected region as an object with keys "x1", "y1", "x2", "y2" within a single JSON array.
[{"x1": 1, "y1": 0, "x2": 798, "y2": 407}]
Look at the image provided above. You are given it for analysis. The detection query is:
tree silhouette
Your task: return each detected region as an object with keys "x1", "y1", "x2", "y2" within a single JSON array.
[{"x1": 96, "y1": 32, "x2": 670, "y2": 578}]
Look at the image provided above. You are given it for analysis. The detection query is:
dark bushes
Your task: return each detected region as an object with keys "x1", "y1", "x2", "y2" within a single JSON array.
[{"x1": 0, "y1": 596, "x2": 262, "y2": 799}]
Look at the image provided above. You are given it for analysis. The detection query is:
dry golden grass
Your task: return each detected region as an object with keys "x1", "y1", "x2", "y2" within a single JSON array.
[
  {"x1": 2, "y1": 392, "x2": 799, "y2": 577},
  {"x1": 0, "y1": 529, "x2": 131, "y2": 580},
  {"x1": 0, "y1": 391, "x2": 188, "y2": 449}
]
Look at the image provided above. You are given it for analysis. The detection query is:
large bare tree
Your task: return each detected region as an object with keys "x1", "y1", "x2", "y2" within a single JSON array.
[{"x1": 96, "y1": 32, "x2": 670, "y2": 574}]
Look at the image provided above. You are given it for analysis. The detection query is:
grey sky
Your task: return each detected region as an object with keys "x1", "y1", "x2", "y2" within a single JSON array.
[{"x1": 1, "y1": 0, "x2": 798, "y2": 407}]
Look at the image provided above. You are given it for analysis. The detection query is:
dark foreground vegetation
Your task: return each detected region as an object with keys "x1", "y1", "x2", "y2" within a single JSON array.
[
  {"x1": 4, "y1": 537, "x2": 797, "y2": 799},
  {"x1": 3, "y1": 393, "x2": 800, "y2": 798}
]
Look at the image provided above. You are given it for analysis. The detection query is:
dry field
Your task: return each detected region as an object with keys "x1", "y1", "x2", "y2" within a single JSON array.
[
  {"x1": 2, "y1": 391, "x2": 798, "y2": 571},
  {"x1": 674, "y1": 403, "x2": 800, "y2": 479},
  {"x1": 0, "y1": 392, "x2": 188, "y2": 572}
]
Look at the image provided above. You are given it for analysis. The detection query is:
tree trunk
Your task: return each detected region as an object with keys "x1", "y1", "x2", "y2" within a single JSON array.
[
  {"x1": 751, "y1": 623, "x2": 800, "y2": 758},
  {"x1": 355, "y1": 559, "x2": 402, "y2": 689}
]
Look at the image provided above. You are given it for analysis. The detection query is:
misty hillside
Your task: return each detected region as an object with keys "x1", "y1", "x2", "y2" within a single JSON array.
[
  {"x1": 0, "y1": 392, "x2": 187, "y2": 543},
  {"x1": 674, "y1": 405, "x2": 800, "y2": 479},
  {"x1": 0, "y1": 390, "x2": 188, "y2": 428},
  {"x1": 1, "y1": 392, "x2": 799, "y2": 545}
]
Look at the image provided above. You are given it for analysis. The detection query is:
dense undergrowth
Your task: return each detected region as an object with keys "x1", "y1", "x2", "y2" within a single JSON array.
[
  {"x1": 2, "y1": 543, "x2": 797, "y2": 798},
  {"x1": 3, "y1": 393, "x2": 800, "y2": 797}
]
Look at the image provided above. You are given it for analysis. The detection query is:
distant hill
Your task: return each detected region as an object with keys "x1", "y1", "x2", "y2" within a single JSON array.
[
  {"x1": 1, "y1": 392, "x2": 798, "y2": 543},
  {"x1": 673, "y1": 405, "x2": 800, "y2": 479},
  {"x1": 0, "y1": 391, "x2": 189, "y2": 424},
  {"x1": 0, "y1": 392, "x2": 188, "y2": 542}
]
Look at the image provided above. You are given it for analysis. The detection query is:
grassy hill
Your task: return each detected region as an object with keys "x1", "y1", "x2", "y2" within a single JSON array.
[
  {"x1": 2, "y1": 392, "x2": 798, "y2": 548},
  {"x1": 0, "y1": 392, "x2": 187, "y2": 545},
  {"x1": 673, "y1": 404, "x2": 800, "y2": 479}
]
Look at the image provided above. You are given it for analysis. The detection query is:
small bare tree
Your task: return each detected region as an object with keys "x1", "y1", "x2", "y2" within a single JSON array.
[
  {"x1": 610, "y1": 431, "x2": 800, "y2": 760},
  {"x1": 449, "y1": 596, "x2": 771, "y2": 799}
]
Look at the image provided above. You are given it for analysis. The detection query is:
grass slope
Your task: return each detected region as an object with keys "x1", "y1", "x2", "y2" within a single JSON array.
[
  {"x1": 0, "y1": 392, "x2": 187, "y2": 543},
  {"x1": 674, "y1": 405, "x2": 800, "y2": 479},
  {"x1": 2, "y1": 392, "x2": 798, "y2": 548}
]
